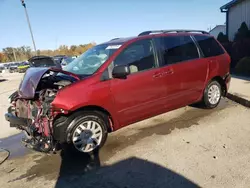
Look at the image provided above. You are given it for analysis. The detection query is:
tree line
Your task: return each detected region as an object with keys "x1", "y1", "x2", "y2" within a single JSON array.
[
  {"x1": 0, "y1": 43, "x2": 95, "y2": 63},
  {"x1": 217, "y1": 22, "x2": 250, "y2": 75}
]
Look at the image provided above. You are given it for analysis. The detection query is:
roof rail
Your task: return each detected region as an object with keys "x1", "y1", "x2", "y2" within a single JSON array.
[
  {"x1": 138, "y1": 30, "x2": 209, "y2": 36},
  {"x1": 110, "y1": 38, "x2": 120, "y2": 41}
]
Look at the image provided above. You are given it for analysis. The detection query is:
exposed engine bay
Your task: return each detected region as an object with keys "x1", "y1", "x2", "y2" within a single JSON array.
[{"x1": 6, "y1": 68, "x2": 79, "y2": 152}]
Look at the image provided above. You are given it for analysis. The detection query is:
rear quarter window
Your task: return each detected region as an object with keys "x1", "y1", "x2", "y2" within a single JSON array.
[
  {"x1": 194, "y1": 35, "x2": 225, "y2": 57},
  {"x1": 160, "y1": 35, "x2": 199, "y2": 66}
]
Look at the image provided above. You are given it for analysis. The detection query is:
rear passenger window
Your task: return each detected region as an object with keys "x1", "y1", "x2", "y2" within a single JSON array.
[
  {"x1": 114, "y1": 39, "x2": 156, "y2": 74},
  {"x1": 161, "y1": 36, "x2": 199, "y2": 65},
  {"x1": 194, "y1": 35, "x2": 225, "y2": 57}
]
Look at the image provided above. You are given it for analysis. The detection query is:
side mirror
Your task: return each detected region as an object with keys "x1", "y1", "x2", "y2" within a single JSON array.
[{"x1": 112, "y1": 65, "x2": 130, "y2": 79}]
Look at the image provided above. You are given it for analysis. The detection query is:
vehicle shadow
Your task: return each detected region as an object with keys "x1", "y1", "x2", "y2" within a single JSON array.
[
  {"x1": 0, "y1": 78, "x2": 7, "y2": 82},
  {"x1": 55, "y1": 144, "x2": 101, "y2": 179},
  {"x1": 55, "y1": 149, "x2": 200, "y2": 188}
]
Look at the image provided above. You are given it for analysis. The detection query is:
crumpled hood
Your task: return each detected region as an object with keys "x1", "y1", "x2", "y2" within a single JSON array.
[{"x1": 18, "y1": 67, "x2": 80, "y2": 99}]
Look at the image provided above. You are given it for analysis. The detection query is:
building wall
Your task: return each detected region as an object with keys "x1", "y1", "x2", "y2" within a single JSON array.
[
  {"x1": 228, "y1": 0, "x2": 250, "y2": 41},
  {"x1": 209, "y1": 26, "x2": 226, "y2": 38}
]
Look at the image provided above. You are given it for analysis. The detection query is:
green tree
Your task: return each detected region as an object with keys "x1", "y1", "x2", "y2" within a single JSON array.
[
  {"x1": 217, "y1": 32, "x2": 229, "y2": 43},
  {"x1": 234, "y1": 22, "x2": 250, "y2": 41}
]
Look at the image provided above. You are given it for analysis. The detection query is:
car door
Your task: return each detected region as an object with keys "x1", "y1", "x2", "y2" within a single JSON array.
[
  {"x1": 159, "y1": 35, "x2": 208, "y2": 107},
  {"x1": 110, "y1": 38, "x2": 167, "y2": 127},
  {"x1": 193, "y1": 34, "x2": 228, "y2": 81}
]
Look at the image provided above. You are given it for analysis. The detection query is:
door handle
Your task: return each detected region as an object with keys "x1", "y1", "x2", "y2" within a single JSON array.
[
  {"x1": 162, "y1": 70, "x2": 174, "y2": 75},
  {"x1": 153, "y1": 72, "x2": 162, "y2": 78}
]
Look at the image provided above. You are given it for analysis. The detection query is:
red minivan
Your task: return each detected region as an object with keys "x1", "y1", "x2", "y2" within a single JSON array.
[{"x1": 5, "y1": 30, "x2": 231, "y2": 153}]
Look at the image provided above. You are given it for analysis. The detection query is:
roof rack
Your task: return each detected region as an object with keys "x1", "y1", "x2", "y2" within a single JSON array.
[
  {"x1": 138, "y1": 30, "x2": 209, "y2": 36},
  {"x1": 110, "y1": 38, "x2": 120, "y2": 41}
]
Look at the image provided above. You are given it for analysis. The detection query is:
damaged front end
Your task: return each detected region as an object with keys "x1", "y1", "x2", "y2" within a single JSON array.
[{"x1": 5, "y1": 67, "x2": 80, "y2": 153}]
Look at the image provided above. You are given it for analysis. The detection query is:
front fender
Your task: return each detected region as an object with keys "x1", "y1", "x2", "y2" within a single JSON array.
[{"x1": 51, "y1": 78, "x2": 120, "y2": 132}]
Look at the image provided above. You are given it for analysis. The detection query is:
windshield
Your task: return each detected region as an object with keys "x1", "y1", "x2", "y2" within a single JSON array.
[{"x1": 63, "y1": 44, "x2": 120, "y2": 75}]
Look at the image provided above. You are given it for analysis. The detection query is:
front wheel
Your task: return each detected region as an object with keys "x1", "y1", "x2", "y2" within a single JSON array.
[
  {"x1": 202, "y1": 80, "x2": 222, "y2": 109},
  {"x1": 69, "y1": 111, "x2": 108, "y2": 153}
]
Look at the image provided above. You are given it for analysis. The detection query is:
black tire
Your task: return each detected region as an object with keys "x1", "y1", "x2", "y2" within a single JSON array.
[
  {"x1": 202, "y1": 80, "x2": 222, "y2": 109},
  {"x1": 67, "y1": 111, "x2": 108, "y2": 153}
]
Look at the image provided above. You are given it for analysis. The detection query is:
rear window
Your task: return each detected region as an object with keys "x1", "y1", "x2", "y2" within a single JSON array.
[
  {"x1": 194, "y1": 35, "x2": 225, "y2": 57},
  {"x1": 29, "y1": 58, "x2": 55, "y2": 67}
]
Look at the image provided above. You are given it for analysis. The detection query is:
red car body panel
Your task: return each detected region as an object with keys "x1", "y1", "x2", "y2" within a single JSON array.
[
  {"x1": 51, "y1": 33, "x2": 231, "y2": 132},
  {"x1": 51, "y1": 73, "x2": 120, "y2": 129},
  {"x1": 110, "y1": 67, "x2": 167, "y2": 127}
]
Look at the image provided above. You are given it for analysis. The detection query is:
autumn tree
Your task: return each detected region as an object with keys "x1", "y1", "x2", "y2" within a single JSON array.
[
  {"x1": 2, "y1": 47, "x2": 15, "y2": 62},
  {"x1": 0, "y1": 52, "x2": 7, "y2": 63},
  {"x1": 70, "y1": 45, "x2": 77, "y2": 55},
  {"x1": 0, "y1": 42, "x2": 95, "y2": 62}
]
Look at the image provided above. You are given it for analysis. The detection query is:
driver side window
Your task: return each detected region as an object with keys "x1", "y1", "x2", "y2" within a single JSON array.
[{"x1": 114, "y1": 39, "x2": 156, "y2": 74}]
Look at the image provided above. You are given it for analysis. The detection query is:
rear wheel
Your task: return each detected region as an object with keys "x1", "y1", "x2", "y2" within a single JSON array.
[
  {"x1": 69, "y1": 111, "x2": 108, "y2": 153},
  {"x1": 202, "y1": 80, "x2": 222, "y2": 109}
]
